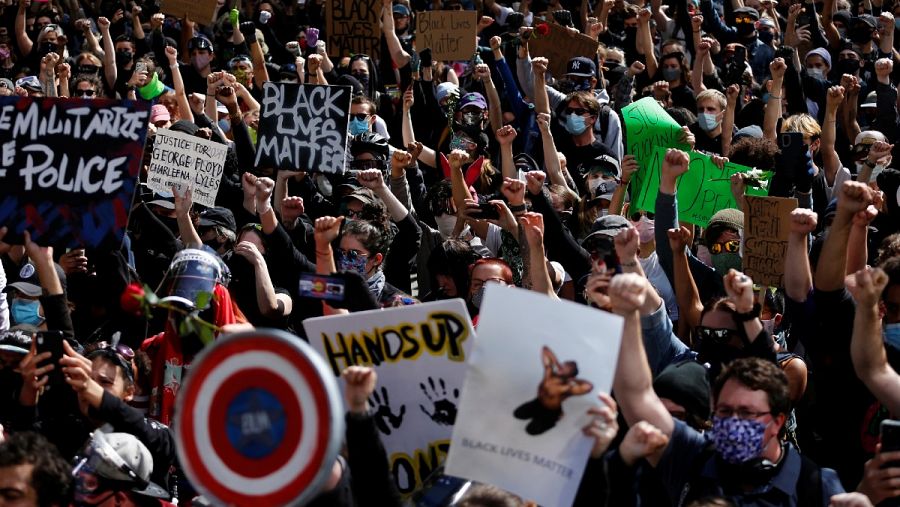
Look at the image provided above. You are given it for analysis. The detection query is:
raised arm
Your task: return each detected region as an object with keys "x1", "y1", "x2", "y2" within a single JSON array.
[
  {"x1": 822, "y1": 0, "x2": 842, "y2": 49},
  {"x1": 691, "y1": 40, "x2": 709, "y2": 93},
  {"x1": 763, "y1": 58, "x2": 786, "y2": 142},
  {"x1": 496, "y1": 125, "x2": 518, "y2": 180},
  {"x1": 637, "y1": 8, "x2": 658, "y2": 79},
  {"x1": 821, "y1": 85, "x2": 844, "y2": 186},
  {"x1": 814, "y1": 181, "x2": 875, "y2": 292},
  {"x1": 313, "y1": 216, "x2": 347, "y2": 316},
  {"x1": 784, "y1": 209, "x2": 817, "y2": 302},
  {"x1": 473, "y1": 63, "x2": 502, "y2": 135},
  {"x1": 16, "y1": 0, "x2": 34, "y2": 59},
  {"x1": 531, "y1": 57, "x2": 551, "y2": 115},
  {"x1": 536, "y1": 113, "x2": 568, "y2": 188},
  {"x1": 722, "y1": 84, "x2": 739, "y2": 156},
  {"x1": 235, "y1": 241, "x2": 292, "y2": 318},
  {"x1": 357, "y1": 169, "x2": 410, "y2": 222},
  {"x1": 131, "y1": 5, "x2": 145, "y2": 41},
  {"x1": 380, "y1": 0, "x2": 411, "y2": 68},
  {"x1": 173, "y1": 187, "x2": 202, "y2": 248},
  {"x1": 521, "y1": 213, "x2": 555, "y2": 297},
  {"x1": 98, "y1": 17, "x2": 117, "y2": 91},
  {"x1": 165, "y1": 45, "x2": 194, "y2": 123},
  {"x1": 848, "y1": 267, "x2": 900, "y2": 414},
  {"x1": 667, "y1": 226, "x2": 703, "y2": 342},
  {"x1": 401, "y1": 87, "x2": 437, "y2": 168}
]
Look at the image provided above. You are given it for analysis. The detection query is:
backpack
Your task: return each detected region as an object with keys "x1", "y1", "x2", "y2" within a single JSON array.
[{"x1": 678, "y1": 445, "x2": 823, "y2": 507}]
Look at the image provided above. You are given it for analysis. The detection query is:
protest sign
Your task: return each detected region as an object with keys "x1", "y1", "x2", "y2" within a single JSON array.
[
  {"x1": 0, "y1": 96, "x2": 149, "y2": 247},
  {"x1": 621, "y1": 97, "x2": 690, "y2": 207},
  {"x1": 634, "y1": 147, "x2": 769, "y2": 226},
  {"x1": 303, "y1": 300, "x2": 475, "y2": 495},
  {"x1": 175, "y1": 329, "x2": 343, "y2": 507},
  {"x1": 417, "y1": 11, "x2": 478, "y2": 61},
  {"x1": 147, "y1": 129, "x2": 226, "y2": 208},
  {"x1": 528, "y1": 22, "x2": 600, "y2": 78},
  {"x1": 326, "y1": 0, "x2": 381, "y2": 59},
  {"x1": 160, "y1": 0, "x2": 218, "y2": 25},
  {"x1": 255, "y1": 82, "x2": 351, "y2": 173},
  {"x1": 742, "y1": 196, "x2": 797, "y2": 287},
  {"x1": 446, "y1": 286, "x2": 623, "y2": 507}
]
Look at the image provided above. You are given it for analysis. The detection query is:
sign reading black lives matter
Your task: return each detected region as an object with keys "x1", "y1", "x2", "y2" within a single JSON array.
[
  {"x1": 0, "y1": 96, "x2": 149, "y2": 247},
  {"x1": 148, "y1": 129, "x2": 227, "y2": 208},
  {"x1": 254, "y1": 82, "x2": 351, "y2": 174}
]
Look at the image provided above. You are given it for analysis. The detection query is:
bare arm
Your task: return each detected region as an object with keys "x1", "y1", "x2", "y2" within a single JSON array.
[
  {"x1": 15, "y1": 0, "x2": 33, "y2": 59},
  {"x1": 98, "y1": 17, "x2": 117, "y2": 91},
  {"x1": 173, "y1": 188, "x2": 202, "y2": 248},
  {"x1": 164, "y1": 46, "x2": 194, "y2": 123},
  {"x1": 475, "y1": 64, "x2": 503, "y2": 136},
  {"x1": 814, "y1": 182, "x2": 874, "y2": 292},
  {"x1": 763, "y1": 58, "x2": 786, "y2": 142},
  {"x1": 401, "y1": 88, "x2": 437, "y2": 168},
  {"x1": 131, "y1": 6, "x2": 145, "y2": 41},
  {"x1": 668, "y1": 226, "x2": 703, "y2": 343},
  {"x1": 531, "y1": 57, "x2": 551, "y2": 115},
  {"x1": 236, "y1": 242, "x2": 291, "y2": 318},
  {"x1": 821, "y1": 86, "x2": 843, "y2": 186},
  {"x1": 784, "y1": 209, "x2": 816, "y2": 302},
  {"x1": 522, "y1": 213, "x2": 556, "y2": 298},
  {"x1": 537, "y1": 113, "x2": 567, "y2": 188},
  {"x1": 722, "y1": 85, "x2": 739, "y2": 156},
  {"x1": 637, "y1": 10, "x2": 658, "y2": 79},
  {"x1": 381, "y1": 0, "x2": 411, "y2": 68}
]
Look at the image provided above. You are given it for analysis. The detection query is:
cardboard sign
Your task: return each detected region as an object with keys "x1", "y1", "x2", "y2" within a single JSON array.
[
  {"x1": 175, "y1": 329, "x2": 344, "y2": 507},
  {"x1": 417, "y1": 11, "x2": 478, "y2": 61},
  {"x1": 742, "y1": 196, "x2": 798, "y2": 287},
  {"x1": 326, "y1": 0, "x2": 381, "y2": 60},
  {"x1": 621, "y1": 97, "x2": 691, "y2": 207},
  {"x1": 634, "y1": 147, "x2": 769, "y2": 226},
  {"x1": 528, "y1": 22, "x2": 600, "y2": 78},
  {"x1": 147, "y1": 129, "x2": 226, "y2": 208},
  {"x1": 160, "y1": 0, "x2": 218, "y2": 26},
  {"x1": 255, "y1": 82, "x2": 351, "y2": 173},
  {"x1": 303, "y1": 300, "x2": 475, "y2": 495},
  {"x1": 445, "y1": 286, "x2": 623, "y2": 507},
  {"x1": 0, "y1": 96, "x2": 149, "y2": 247}
]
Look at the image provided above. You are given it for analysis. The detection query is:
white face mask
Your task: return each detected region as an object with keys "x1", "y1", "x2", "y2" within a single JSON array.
[{"x1": 435, "y1": 214, "x2": 456, "y2": 239}]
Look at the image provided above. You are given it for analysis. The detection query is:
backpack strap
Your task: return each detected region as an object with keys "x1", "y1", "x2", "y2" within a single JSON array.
[{"x1": 795, "y1": 452, "x2": 823, "y2": 507}]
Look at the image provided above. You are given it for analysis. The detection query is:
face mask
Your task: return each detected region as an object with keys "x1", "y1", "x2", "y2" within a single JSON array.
[
  {"x1": 632, "y1": 216, "x2": 655, "y2": 244},
  {"x1": 435, "y1": 214, "x2": 456, "y2": 239},
  {"x1": 349, "y1": 117, "x2": 369, "y2": 135},
  {"x1": 758, "y1": 29, "x2": 775, "y2": 45},
  {"x1": 736, "y1": 23, "x2": 755, "y2": 37},
  {"x1": 470, "y1": 285, "x2": 486, "y2": 309},
  {"x1": 450, "y1": 133, "x2": 475, "y2": 152},
  {"x1": 589, "y1": 177, "x2": 617, "y2": 198},
  {"x1": 233, "y1": 68, "x2": 250, "y2": 87},
  {"x1": 623, "y1": 26, "x2": 637, "y2": 42},
  {"x1": 0, "y1": 47, "x2": 9, "y2": 59},
  {"x1": 217, "y1": 118, "x2": 231, "y2": 134},
  {"x1": 76, "y1": 64, "x2": 100, "y2": 75},
  {"x1": 352, "y1": 72, "x2": 369, "y2": 89},
  {"x1": 761, "y1": 318, "x2": 776, "y2": 336},
  {"x1": 711, "y1": 416, "x2": 768, "y2": 464},
  {"x1": 338, "y1": 251, "x2": 369, "y2": 278},
  {"x1": 461, "y1": 111, "x2": 483, "y2": 127},
  {"x1": 850, "y1": 27, "x2": 872, "y2": 44},
  {"x1": 698, "y1": 112, "x2": 720, "y2": 132},
  {"x1": 712, "y1": 252, "x2": 742, "y2": 273},
  {"x1": 115, "y1": 50, "x2": 133, "y2": 67},
  {"x1": 885, "y1": 323, "x2": 900, "y2": 350},
  {"x1": 565, "y1": 113, "x2": 589, "y2": 135},
  {"x1": 838, "y1": 58, "x2": 860, "y2": 75},
  {"x1": 203, "y1": 237, "x2": 223, "y2": 251},
  {"x1": 192, "y1": 54, "x2": 211, "y2": 70},
  {"x1": 662, "y1": 67, "x2": 680, "y2": 82},
  {"x1": 11, "y1": 299, "x2": 44, "y2": 326}
]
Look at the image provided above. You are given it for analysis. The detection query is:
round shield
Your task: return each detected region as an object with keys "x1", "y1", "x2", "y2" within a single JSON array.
[{"x1": 174, "y1": 329, "x2": 344, "y2": 507}]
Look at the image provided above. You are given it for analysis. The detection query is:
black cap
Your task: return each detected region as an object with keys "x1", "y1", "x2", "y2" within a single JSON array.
[
  {"x1": 653, "y1": 361, "x2": 711, "y2": 422},
  {"x1": 198, "y1": 207, "x2": 237, "y2": 232},
  {"x1": 188, "y1": 36, "x2": 214, "y2": 51}
]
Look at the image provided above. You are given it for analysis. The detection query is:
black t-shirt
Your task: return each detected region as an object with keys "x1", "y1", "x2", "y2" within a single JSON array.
[
  {"x1": 688, "y1": 122, "x2": 734, "y2": 156},
  {"x1": 565, "y1": 139, "x2": 617, "y2": 191},
  {"x1": 179, "y1": 63, "x2": 208, "y2": 95}
]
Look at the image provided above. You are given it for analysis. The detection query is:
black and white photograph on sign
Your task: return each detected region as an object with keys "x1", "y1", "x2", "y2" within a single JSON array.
[
  {"x1": 254, "y1": 82, "x2": 351, "y2": 173},
  {"x1": 147, "y1": 128, "x2": 227, "y2": 208},
  {"x1": 445, "y1": 285, "x2": 623, "y2": 507}
]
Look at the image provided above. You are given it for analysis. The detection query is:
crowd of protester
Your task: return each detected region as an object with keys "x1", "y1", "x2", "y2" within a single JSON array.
[{"x1": 2, "y1": 0, "x2": 900, "y2": 505}]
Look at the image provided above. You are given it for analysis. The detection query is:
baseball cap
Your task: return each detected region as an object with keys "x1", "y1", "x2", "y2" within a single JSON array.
[
  {"x1": 392, "y1": 3, "x2": 410, "y2": 16},
  {"x1": 198, "y1": 207, "x2": 237, "y2": 232},
  {"x1": 436, "y1": 82, "x2": 459, "y2": 104},
  {"x1": 733, "y1": 125, "x2": 764, "y2": 143},
  {"x1": 580, "y1": 154, "x2": 620, "y2": 178},
  {"x1": 228, "y1": 55, "x2": 251, "y2": 69},
  {"x1": 566, "y1": 56, "x2": 596, "y2": 77},
  {"x1": 457, "y1": 92, "x2": 487, "y2": 111},
  {"x1": 0, "y1": 78, "x2": 14, "y2": 90},
  {"x1": 188, "y1": 36, "x2": 214, "y2": 51},
  {"x1": 4, "y1": 263, "x2": 42, "y2": 297},
  {"x1": 513, "y1": 153, "x2": 540, "y2": 174},
  {"x1": 0, "y1": 328, "x2": 32, "y2": 355},
  {"x1": 147, "y1": 189, "x2": 175, "y2": 210},
  {"x1": 733, "y1": 6, "x2": 760, "y2": 19},
  {"x1": 852, "y1": 130, "x2": 887, "y2": 158},
  {"x1": 806, "y1": 47, "x2": 832, "y2": 69},
  {"x1": 75, "y1": 432, "x2": 169, "y2": 500},
  {"x1": 855, "y1": 14, "x2": 877, "y2": 29},
  {"x1": 704, "y1": 208, "x2": 744, "y2": 244},
  {"x1": 343, "y1": 187, "x2": 379, "y2": 207},
  {"x1": 581, "y1": 214, "x2": 631, "y2": 247},
  {"x1": 150, "y1": 104, "x2": 170, "y2": 124},
  {"x1": 860, "y1": 91, "x2": 877, "y2": 109},
  {"x1": 16, "y1": 76, "x2": 42, "y2": 92}
]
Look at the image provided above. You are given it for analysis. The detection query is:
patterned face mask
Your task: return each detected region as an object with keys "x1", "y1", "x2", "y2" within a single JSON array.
[
  {"x1": 711, "y1": 416, "x2": 768, "y2": 464},
  {"x1": 338, "y1": 249, "x2": 368, "y2": 277}
]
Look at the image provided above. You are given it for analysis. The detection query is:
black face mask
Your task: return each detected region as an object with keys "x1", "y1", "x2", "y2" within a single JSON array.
[
  {"x1": 158, "y1": 215, "x2": 179, "y2": 235},
  {"x1": 203, "y1": 237, "x2": 224, "y2": 252},
  {"x1": 623, "y1": 26, "x2": 638, "y2": 45},
  {"x1": 838, "y1": 58, "x2": 860, "y2": 75},
  {"x1": 351, "y1": 72, "x2": 369, "y2": 89},
  {"x1": 850, "y1": 27, "x2": 873, "y2": 44},
  {"x1": 736, "y1": 23, "x2": 756, "y2": 38},
  {"x1": 696, "y1": 340, "x2": 743, "y2": 380},
  {"x1": 115, "y1": 50, "x2": 133, "y2": 67},
  {"x1": 76, "y1": 64, "x2": 101, "y2": 76}
]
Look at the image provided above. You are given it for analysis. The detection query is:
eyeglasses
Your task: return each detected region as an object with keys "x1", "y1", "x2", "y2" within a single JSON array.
[
  {"x1": 709, "y1": 240, "x2": 740, "y2": 255},
  {"x1": 72, "y1": 89, "x2": 96, "y2": 97},
  {"x1": 345, "y1": 208, "x2": 364, "y2": 219},
  {"x1": 629, "y1": 211, "x2": 655, "y2": 222},
  {"x1": 350, "y1": 113, "x2": 371, "y2": 121},
  {"x1": 470, "y1": 277, "x2": 507, "y2": 291},
  {"x1": 714, "y1": 407, "x2": 771, "y2": 420},
  {"x1": 565, "y1": 107, "x2": 591, "y2": 116},
  {"x1": 695, "y1": 326, "x2": 738, "y2": 344},
  {"x1": 338, "y1": 248, "x2": 367, "y2": 262}
]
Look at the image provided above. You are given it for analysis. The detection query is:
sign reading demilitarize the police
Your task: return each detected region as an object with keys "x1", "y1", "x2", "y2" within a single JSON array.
[
  {"x1": 0, "y1": 96, "x2": 149, "y2": 247},
  {"x1": 254, "y1": 82, "x2": 351, "y2": 174}
]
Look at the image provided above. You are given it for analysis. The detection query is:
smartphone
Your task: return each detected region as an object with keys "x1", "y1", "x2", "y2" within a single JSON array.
[
  {"x1": 778, "y1": 132, "x2": 813, "y2": 180},
  {"x1": 135, "y1": 61, "x2": 147, "y2": 75},
  {"x1": 40, "y1": 41, "x2": 56, "y2": 56},
  {"x1": 298, "y1": 273, "x2": 346, "y2": 302},
  {"x1": 880, "y1": 419, "x2": 900, "y2": 468},
  {"x1": 35, "y1": 330, "x2": 65, "y2": 385},
  {"x1": 470, "y1": 202, "x2": 500, "y2": 220},
  {"x1": 733, "y1": 45, "x2": 747, "y2": 65}
]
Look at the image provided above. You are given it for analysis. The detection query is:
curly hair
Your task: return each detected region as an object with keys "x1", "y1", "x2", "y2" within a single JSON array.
[
  {"x1": 876, "y1": 233, "x2": 900, "y2": 267},
  {"x1": 344, "y1": 219, "x2": 391, "y2": 259},
  {"x1": 713, "y1": 357, "x2": 790, "y2": 418},
  {"x1": 0, "y1": 432, "x2": 71, "y2": 507},
  {"x1": 728, "y1": 137, "x2": 779, "y2": 171}
]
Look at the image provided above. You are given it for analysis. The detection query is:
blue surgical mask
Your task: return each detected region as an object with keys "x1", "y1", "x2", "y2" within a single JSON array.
[
  {"x1": 217, "y1": 118, "x2": 231, "y2": 134},
  {"x1": 885, "y1": 323, "x2": 900, "y2": 350},
  {"x1": 895, "y1": 18, "x2": 900, "y2": 31},
  {"x1": 698, "y1": 112, "x2": 720, "y2": 132},
  {"x1": 662, "y1": 67, "x2": 680, "y2": 82},
  {"x1": 565, "y1": 113, "x2": 589, "y2": 135},
  {"x1": 11, "y1": 299, "x2": 44, "y2": 326},
  {"x1": 349, "y1": 117, "x2": 369, "y2": 135},
  {"x1": 711, "y1": 416, "x2": 768, "y2": 464}
]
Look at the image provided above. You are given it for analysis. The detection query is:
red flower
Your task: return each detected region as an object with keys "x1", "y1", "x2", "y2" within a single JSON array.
[
  {"x1": 120, "y1": 282, "x2": 146, "y2": 316},
  {"x1": 535, "y1": 23, "x2": 551, "y2": 36}
]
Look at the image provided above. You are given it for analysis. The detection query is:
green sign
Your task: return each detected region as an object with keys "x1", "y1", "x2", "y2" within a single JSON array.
[
  {"x1": 621, "y1": 97, "x2": 690, "y2": 206},
  {"x1": 635, "y1": 147, "x2": 769, "y2": 226}
]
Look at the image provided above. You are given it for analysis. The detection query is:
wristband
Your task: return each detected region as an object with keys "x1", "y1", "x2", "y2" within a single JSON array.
[
  {"x1": 732, "y1": 302, "x2": 761, "y2": 322},
  {"x1": 508, "y1": 203, "x2": 527, "y2": 213},
  {"x1": 620, "y1": 260, "x2": 638, "y2": 267},
  {"x1": 864, "y1": 159, "x2": 877, "y2": 168}
]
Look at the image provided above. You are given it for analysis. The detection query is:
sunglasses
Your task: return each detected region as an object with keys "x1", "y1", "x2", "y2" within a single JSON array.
[
  {"x1": 734, "y1": 16, "x2": 755, "y2": 24},
  {"x1": 349, "y1": 159, "x2": 384, "y2": 170},
  {"x1": 709, "y1": 240, "x2": 740, "y2": 255},
  {"x1": 565, "y1": 107, "x2": 591, "y2": 116},
  {"x1": 349, "y1": 113, "x2": 370, "y2": 121},
  {"x1": 695, "y1": 326, "x2": 738, "y2": 344},
  {"x1": 338, "y1": 248, "x2": 367, "y2": 262},
  {"x1": 73, "y1": 89, "x2": 96, "y2": 97},
  {"x1": 629, "y1": 211, "x2": 655, "y2": 222}
]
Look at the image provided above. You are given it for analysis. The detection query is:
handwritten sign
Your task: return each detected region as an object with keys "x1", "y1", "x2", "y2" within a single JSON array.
[
  {"x1": 255, "y1": 82, "x2": 351, "y2": 173},
  {"x1": 742, "y1": 196, "x2": 797, "y2": 287},
  {"x1": 147, "y1": 129, "x2": 226, "y2": 208},
  {"x1": 528, "y1": 22, "x2": 600, "y2": 78},
  {"x1": 0, "y1": 96, "x2": 149, "y2": 247},
  {"x1": 446, "y1": 286, "x2": 623, "y2": 507},
  {"x1": 635, "y1": 147, "x2": 769, "y2": 227},
  {"x1": 621, "y1": 97, "x2": 690, "y2": 207},
  {"x1": 303, "y1": 300, "x2": 475, "y2": 495},
  {"x1": 417, "y1": 11, "x2": 478, "y2": 61},
  {"x1": 160, "y1": 0, "x2": 218, "y2": 25},
  {"x1": 326, "y1": 0, "x2": 380, "y2": 60}
]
